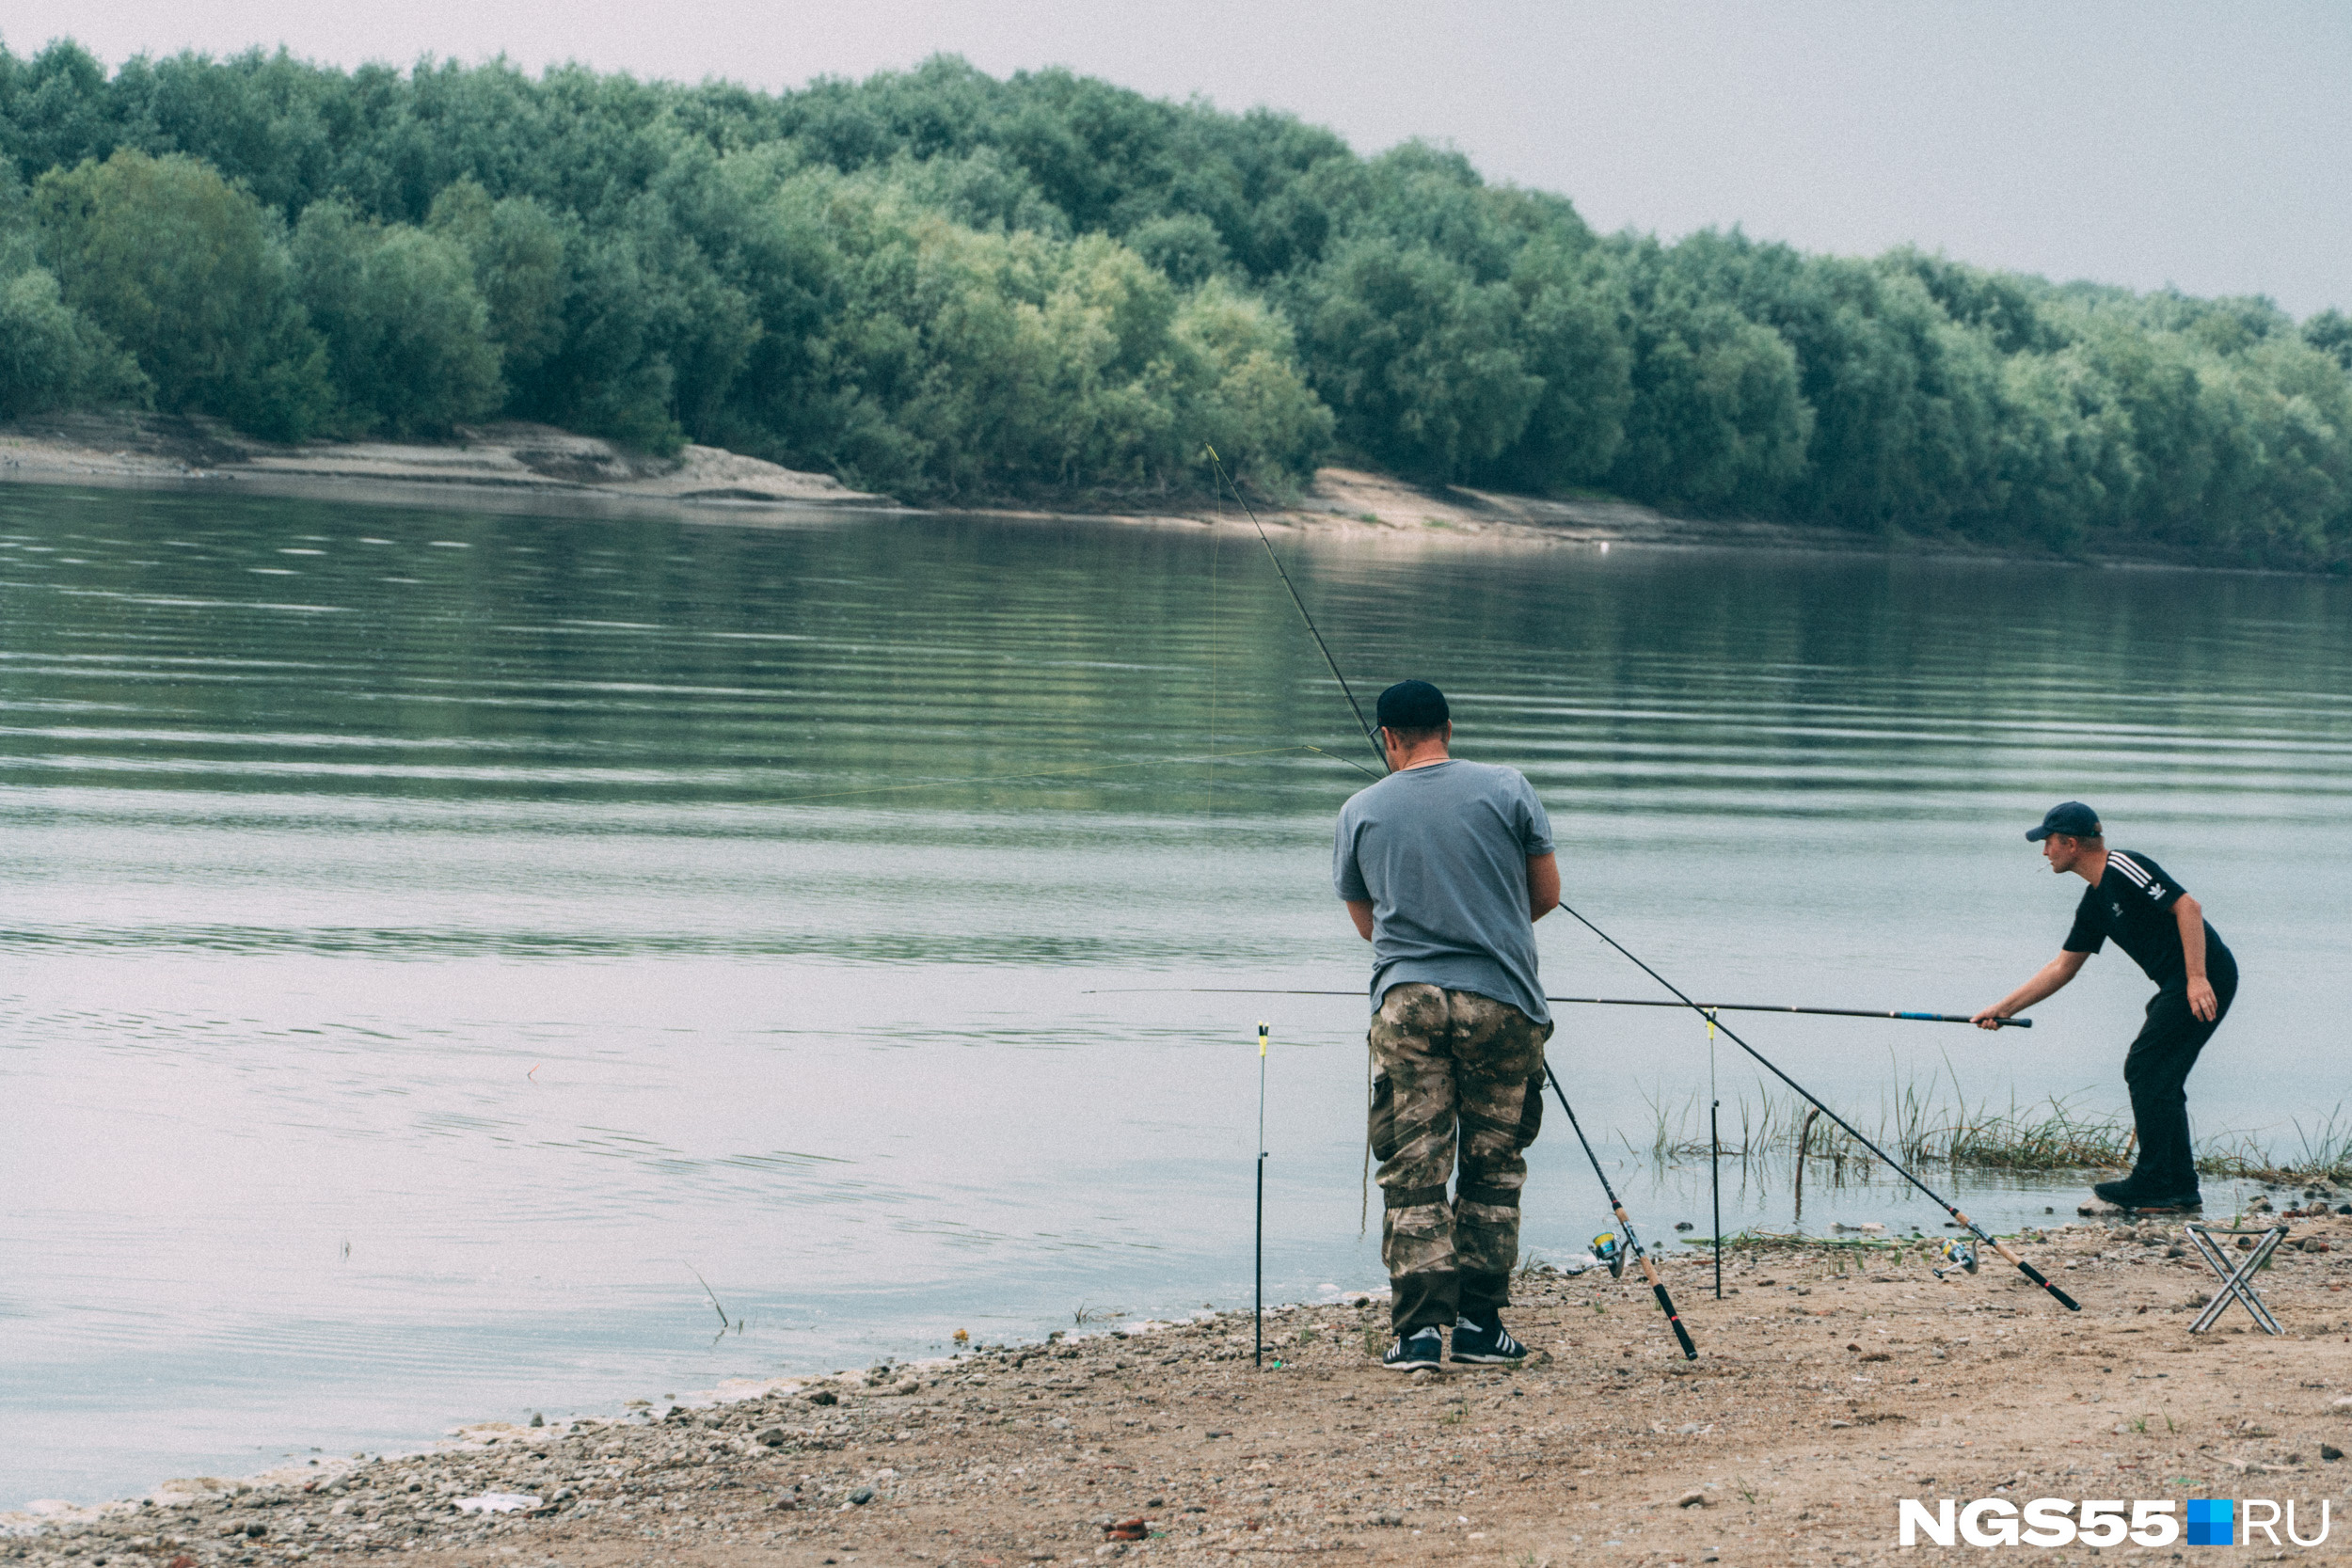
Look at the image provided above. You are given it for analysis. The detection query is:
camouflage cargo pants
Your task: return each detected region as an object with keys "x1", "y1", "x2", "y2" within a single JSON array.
[{"x1": 1368, "y1": 983, "x2": 1550, "y2": 1333}]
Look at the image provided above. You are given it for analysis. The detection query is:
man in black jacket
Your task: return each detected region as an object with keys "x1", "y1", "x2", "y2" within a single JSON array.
[{"x1": 1972, "y1": 801, "x2": 2237, "y2": 1211}]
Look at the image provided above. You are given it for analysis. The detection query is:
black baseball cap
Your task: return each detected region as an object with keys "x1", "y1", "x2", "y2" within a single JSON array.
[
  {"x1": 2026, "y1": 801, "x2": 2103, "y2": 842},
  {"x1": 1375, "y1": 679, "x2": 1449, "y2": 731}
]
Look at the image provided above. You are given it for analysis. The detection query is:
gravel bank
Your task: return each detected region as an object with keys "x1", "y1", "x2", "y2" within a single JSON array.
[{"x1": 13, "y1": 1212, "x2": 2352, "y2": 1567}]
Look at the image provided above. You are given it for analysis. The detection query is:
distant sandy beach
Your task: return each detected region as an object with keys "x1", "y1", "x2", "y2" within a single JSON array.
[{"x1": 2, "y1": 412, "x2": 2058, "y2": 562}]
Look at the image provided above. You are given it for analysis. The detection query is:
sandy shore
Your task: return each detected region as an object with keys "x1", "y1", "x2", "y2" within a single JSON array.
[
  {"x1": 12, "y1": 1209, "x2": 2352, "y2": 1568},
  {"x1": 0, "y1": 413, "x2": 1970, "y2": 559},
  {"x1": 0, "y1": 414, "x2": 897, "y2": 518}
]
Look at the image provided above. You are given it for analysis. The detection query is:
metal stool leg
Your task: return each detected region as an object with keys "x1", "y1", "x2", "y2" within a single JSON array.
[{"x1": 2186, "y1": 1223, "x2": 2287, "y2": 1336}]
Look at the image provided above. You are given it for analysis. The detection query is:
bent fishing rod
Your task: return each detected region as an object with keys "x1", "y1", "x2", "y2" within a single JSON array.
[
  {"x1": 1084, "y1": 988, "x2": 2029, "y2": 1028},
  {"x1": 1549, "y1": 1067, "x2": 1697, "y2": 1359},
  {"x1": 1203, "y1": 445, "x2": 1388, "y2": 773},
  {"x1": 1549, "y1": 906, "x2": 2078, "y2": 1309},
  {"x1": 1202, "y1": 446, "x2": 2081, "y2": 1316}
]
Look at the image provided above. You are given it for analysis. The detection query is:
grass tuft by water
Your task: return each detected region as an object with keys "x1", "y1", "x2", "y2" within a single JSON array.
[
  {"x1": 1645, "y1": 1071, "x2": 2352, "y2": 1185},
  {"x1": 1641, "y1": 1058, "x2": 2131, "y2": 1174},
  {"x1": 2196, "y1": 1103, "x2": 2352, "y2": 1185}
]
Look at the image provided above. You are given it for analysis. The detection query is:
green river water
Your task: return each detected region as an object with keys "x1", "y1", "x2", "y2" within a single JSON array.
[{"x1": 3, "y1": 483, "x2": 2348, "y2": 1506}]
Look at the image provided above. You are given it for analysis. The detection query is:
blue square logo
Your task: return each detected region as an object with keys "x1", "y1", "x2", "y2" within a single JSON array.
[{"x1": 2185, "y1": 1497, "x2": 2233, "y2": 1546}]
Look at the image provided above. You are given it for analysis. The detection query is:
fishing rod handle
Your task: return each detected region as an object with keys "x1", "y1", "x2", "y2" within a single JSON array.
[
  {"x1": 1960, "y1": 1205, "x2": 2083, "y2": 1313},
  {"x1": 1635, "y1": 1253, "x2": 1700, "y2": 1356},
  {"x1": 1650, "y1": 1283, "x2": 1699, "y2": 1360},
  {"x1": 1989, "y1": 1238, "x2": 2083, "y2": 1311}
]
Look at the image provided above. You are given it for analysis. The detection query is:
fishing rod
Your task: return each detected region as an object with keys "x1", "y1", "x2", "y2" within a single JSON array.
[
  {"x1": 1549, "y1": 1065, "x2": 1697, "y2": 1358},
  {"x1": 1128, "y1": 988, "x2": 2074, "y2": 1305},
  {"x1": 1203, "y1": 446, "x2": 1695, "y2": 1356},
  {"x1": 1202, "y1": 444, "x2": 2080, "y2": 1315},
  {"x1": 1254, "y1": 1022, "x2": 1269, "y2": 1369},
  {"x1": 1203, "y1": 447, "x2": 1388, "y2": 773},
  {"x1": 1083, "y1": 988, "x2": 2030, "y2": 1028},
  {"x1": 1550, "y1": 906, "x2": 2080, "y2": 1310}
]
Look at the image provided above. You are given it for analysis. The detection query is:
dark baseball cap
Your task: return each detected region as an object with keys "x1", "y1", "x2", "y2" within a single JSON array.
[
  {"x1": 2026, "y1": 801, "x2": 2103, "y2": 842},
  {"x1": 1375, "y1": 679, "x2": 1450, "y2": 731}
]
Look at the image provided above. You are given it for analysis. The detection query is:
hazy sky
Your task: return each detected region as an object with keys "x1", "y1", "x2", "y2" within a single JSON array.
[{"x1": 7, "y1": 0, "x2": 2347, "y2": 316}]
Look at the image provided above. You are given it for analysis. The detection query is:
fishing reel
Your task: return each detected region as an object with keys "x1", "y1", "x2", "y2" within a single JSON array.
[
  {"x1": 1931, "y1": 1238, "x2": 1979, "y2": 1280},
  {"x1": 1592, "y1": 1231, "x2": 1626, "y2": 1279}
]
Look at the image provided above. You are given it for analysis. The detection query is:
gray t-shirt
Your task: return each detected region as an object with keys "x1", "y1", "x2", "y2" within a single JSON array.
[{"x1": 1331, "y1": 758, "x2": 1555, "y2": 1025}]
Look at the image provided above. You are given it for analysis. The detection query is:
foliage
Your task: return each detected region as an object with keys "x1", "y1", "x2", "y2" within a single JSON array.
[
  {"x1": 0, "y1": 180, "x2": 146, "y2": 419},
  {"x1": 31, "y1": 148, "x2": 328, "y2": 437},
  {"x1": 0, "y1": 42, "x2": 2344, "y2": 557},
  {"x1": 0, "y1": 261, "x2": 145, "y2": 417},
  {"x1": 292, "y1": 200, "x2": 502, "y2": 434}
]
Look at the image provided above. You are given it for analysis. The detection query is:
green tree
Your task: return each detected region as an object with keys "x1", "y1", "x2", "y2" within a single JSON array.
[
  {"x1": 2302, "y1": 308, "x2": 2352, "y2": 373},
  {"x1": 292, "y1": 200, "x2": 502, "y2": 434},
  {"x1": 427, "y1": 178, "x2": 572, "y2": 378},
  {"x1": 0, "y1": 41, "x2": 118, "y2": 185},
  {"x1": 1604, "y1": 245, "x2": 1810, "y2": 513},
  {"x1": 0, "y1": 41, "x2": 2344, "y2": 556},
  {"x1": 0, "y1": 261, "x2": 146, "y2": 417},
  {"x1": 1292, "y1": 234, "x2": 1541, "y2": 479},
  {"x1": 1175, "y1": 278, "x2": 1332, "y2": 489},
  {"x1": 1487, "y1": 237, "x2": 1630, "y2": 489},
  {"x1": 33, "y1": 148, "x2": 329, "y2": 436}
]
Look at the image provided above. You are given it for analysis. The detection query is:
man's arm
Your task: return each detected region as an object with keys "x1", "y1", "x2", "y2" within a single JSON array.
[
  {"x1": 1972, "y1": 949, "x2": 2090, "y2": 1029},
  {"x1": 2175, "y1": 895, "x2": 2217, "y2": 1022},
  {"x1": 1346, "y1": 899, "x2": 1375, "y2": 942},
  {"x1": 1527, "y1": 852, "x2": 1559, "y2": 923}
]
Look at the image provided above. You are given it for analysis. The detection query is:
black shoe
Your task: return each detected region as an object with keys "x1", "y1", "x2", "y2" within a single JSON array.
[
  {"x1": 1382, "y1": 1327, "x2": 1445, "y2": 1370},
  {"x1": 1449, "y1": 1316, "x2": 1529, "y2": 1365},
  {"x1": 2093, "y1": 1178, "x2": 2201, "y2": 1211}
]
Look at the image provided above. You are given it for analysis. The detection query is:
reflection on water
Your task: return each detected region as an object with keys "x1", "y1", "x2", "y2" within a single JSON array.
[{"x1": 3, "y1": 484, "x2": 2349, "y2": 1504}]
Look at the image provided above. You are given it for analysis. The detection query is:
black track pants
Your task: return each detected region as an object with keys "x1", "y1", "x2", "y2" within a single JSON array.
[{"x1": 2124, "y1": 950, "x2": 2237, "y2": 1192}]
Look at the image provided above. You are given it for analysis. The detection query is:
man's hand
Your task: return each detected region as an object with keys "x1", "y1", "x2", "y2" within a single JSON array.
[
  {"x1": 2186, "y1": 974, "x2": 2218, "y2": 1022},
  {"x1": 1974, "y1": 949, "x2": 2088, "y2": 1032},
  {"x1": 2175, "y1": 896, "x2": 2215, "y2": 1020}
]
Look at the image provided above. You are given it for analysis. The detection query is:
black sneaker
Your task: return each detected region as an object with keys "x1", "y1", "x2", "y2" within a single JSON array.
[
  {"x1": 2092, "y1": 1178, "x2": 2201, "y2": 1211},
  {"x1": 1383, "y1": 1327, "x2": 1445, "y2": 1370},
  {"x1": 1449, "y1": 1316, "x2": 1528, "y2": 1365}
]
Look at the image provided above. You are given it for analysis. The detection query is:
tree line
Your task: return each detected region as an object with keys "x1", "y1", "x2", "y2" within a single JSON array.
[{"x1": 3, "y1": 41, "x2": 2348, "y2": 564}]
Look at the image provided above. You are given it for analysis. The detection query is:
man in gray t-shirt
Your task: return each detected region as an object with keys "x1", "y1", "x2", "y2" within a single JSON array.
[{"x1": 1333, "y1": 680, "x2": 1559, "y2": 1370}]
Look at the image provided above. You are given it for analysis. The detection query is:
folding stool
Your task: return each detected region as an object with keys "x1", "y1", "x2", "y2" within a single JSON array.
[{"x1": 2185, "y1": 1221, "x2": 2289, "y2": 1336}]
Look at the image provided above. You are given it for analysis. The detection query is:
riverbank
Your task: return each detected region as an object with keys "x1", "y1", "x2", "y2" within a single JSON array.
[
  {"x1": 13, "y1": 1214, "x2": 2352, "y2": 1567},
  {"x1": 0, "y1": 413, "x2": 2147, "y2": 565},
  {"x1": 0, "y1": 414, "x2": 896, "y2": 517}
]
